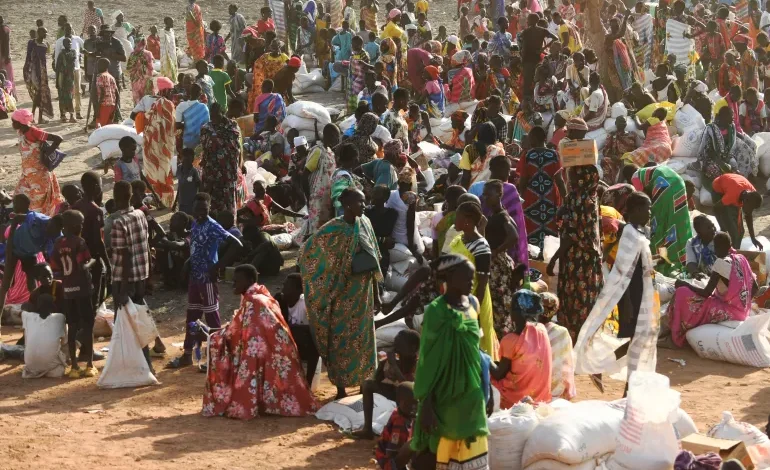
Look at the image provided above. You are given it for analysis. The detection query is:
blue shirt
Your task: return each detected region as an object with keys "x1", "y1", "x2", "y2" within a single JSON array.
[
  {"x1": 13, "y1": 212, "x2": 51, "y2": 258},
  {"x1": 189, "y1": 216, "x2": 231, "y2": 282},
  {"x1": 468, "y1": 181, "x2": 485, "y2": 198},
  {"x1": 364, "y1": 41, "x2": 380, "y2": 62}
]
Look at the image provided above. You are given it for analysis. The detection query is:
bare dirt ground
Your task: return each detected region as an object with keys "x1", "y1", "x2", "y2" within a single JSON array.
[{"x1": 2, "y1": 1, "x2": 770, "y2": 469}]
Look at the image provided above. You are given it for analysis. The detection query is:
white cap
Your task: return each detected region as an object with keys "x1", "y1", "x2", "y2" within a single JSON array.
[{"x1": 293, "y1": 136, "x2": 308, "y2": 147}]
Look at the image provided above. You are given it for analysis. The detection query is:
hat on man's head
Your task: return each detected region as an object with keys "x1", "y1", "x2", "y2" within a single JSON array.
[{"x1": 293, "y1": 136, "x2": 308, "y2": 147}]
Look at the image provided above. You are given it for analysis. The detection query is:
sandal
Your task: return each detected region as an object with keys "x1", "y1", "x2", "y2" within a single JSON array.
[
  {"x1": 67, "y1": 367, "x2": 83, "y2": 379},
  {"x1": 82, "y1": 366, "x2": 99, "y2": 378},
  {"x1": 166, "y1": 355, "x2": 193, "y2": 369}
]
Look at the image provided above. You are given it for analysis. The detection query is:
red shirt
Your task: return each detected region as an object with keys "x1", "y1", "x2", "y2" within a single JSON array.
[
  {"x1": 257, "y1": 19, "x2": 275, "y2": 34},
  {"x1": 50, "y1": 235, "x2": 93, "y2": 299},
  {"x1": 712, "y1": 174, "x2": 755, "y2": 207},
  {"x1": 147, "y1": 34, "x2": 161, "y2": 59}
]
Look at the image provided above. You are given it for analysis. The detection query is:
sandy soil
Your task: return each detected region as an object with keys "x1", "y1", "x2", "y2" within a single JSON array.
[{"x1": 2, "y1": 1, "x2": 770, "y2": 469}]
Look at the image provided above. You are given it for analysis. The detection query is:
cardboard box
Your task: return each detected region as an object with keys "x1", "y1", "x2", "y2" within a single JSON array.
[
  {"x1": 736, "y1": 250, "x2": 767, "y2": 286},
  {"x1": 680, "y1": 434, "x2": 753, "y2": 469},
  {"x1": 558, "y1": 139, "x2": 598, "y2": 168}
]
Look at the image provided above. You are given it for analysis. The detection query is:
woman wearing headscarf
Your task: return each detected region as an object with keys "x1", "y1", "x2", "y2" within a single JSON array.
[
  {"x1": 410, "y1": 254, "x2": 490, "y2": 470},
  {"x1": 459, "y1": 122, "x2": 504, "y2": 188},
  {"x1": 301, "y1": 187, "x2": 380, "y2": 399},
  {"x1": 446, "y1": 50, "x2": 475, "y2": 112},
  {"x1": 491, "y1": 289, "x2": 553, "y2": 408},
  {"x1": 131, "y1": 77, "x2": 176, "y2": 208},
  {"x1": 511, "y1": 98, "x2": 541, "y2": 142},
  {"x1": 186, "y1": 0, "x2": 206, "y2": 61},
  {"x1": 422, "y1": 65, "x2": 445, "y2": 119},
  {"x1": 126, "y1": 36, "x2": 155, "y2": 104},
  {"x1": 248, "y1": 40, "x2": 289, "y2": 112},
  {"x1": 698, "y1": 106, "x2": 759, "y2": 195},
  {"x1": 632, "y1": 164, "x2": 692, "y2": 276},
  {"x1": 202, "y1": 264, "x2": 318, "y2": 419},
  {"x1": 10, "y1": 109, "x2": 64, "y2": 215},
  {"x1": 331, "y1": 143, "x2": 364, "y2": 217},
  {"x1": 377, "y1": 37, "x2": 399, "y2": 89},
  {"x1": 547, "y1": 165, "x2": 603, "y2": 340},
  {"x1": 345, "y1": 112, "x2": 379, "y2": 164},
  {"x1": 361, "y1": 0, "x2": 378, "y2": 32},
  {"x1": 200, "y1": 102, "x2": 242, "y2": 215}
]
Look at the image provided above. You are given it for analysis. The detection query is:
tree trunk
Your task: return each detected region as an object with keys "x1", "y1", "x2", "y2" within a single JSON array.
[{"x1": 585, "y1": 0, "x2": 622, "y2": 101}]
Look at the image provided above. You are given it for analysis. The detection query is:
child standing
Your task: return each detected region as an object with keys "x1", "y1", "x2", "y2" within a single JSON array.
[
  {"x1": 205, "y1": 20, "x2": 228, "y2": 63},
  {"x1": 173, "y1": 148, "x2": 201, "y2": 214},
  {"x1": 147, "y1": 25, "x2": 161, "y2": 60},
  {"x1": 95, "y1": 58, "x2": 118, "y2": 127},
  {"x1": 50, "y1": 210, "x2": 97, "y2": 378},
  {"x1": 160, "y1": 17, "x2": 178, "y2": 80},
  {"x1": 353, "y1": 329, "x2": 420, "y2": 439},
  {"x1": 56, "y1": 37, "x2": 77, "y2": 123},
  {"x1": 296, "y1": 17, "x2": 314, "y2": 63},
  {"x1": 209, "y1": 55, "x2": 234, "y2": 113},
  {"x1": 114, "y1": 136, "x2": 141, "y2": 183},
  {"x1": 167, "y1": 192, "x2": 242, "y2": 369},
  {"x1": 374, "y1": 383, "x2": 416, "y2": 470}
]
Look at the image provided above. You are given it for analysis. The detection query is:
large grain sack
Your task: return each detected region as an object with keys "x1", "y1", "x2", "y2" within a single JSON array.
[
  {"x1": 21, "y1": 311, "x2": 67, "y2": 379},
  {"x1": 611, "y1": 102, "x2": 628, "y2": 118},
  {"x1": 315, "y1": 393, "x2": 396, "y2": 434},
  {"x1": 672, "y1": 126, "x2": 704, "y2": 158},
  {"x1": 286, "y1": 100, "x2": 331, "y2": 124},
  {"x1": 88, "y1": 124, "x2": 143, "y2": 147},
  {"x1": 655, "y1": 272, "x2": 676, "y2": 304},
  {"x1": 521, "y1": 400, "x2": 625, "y2": 467},
  {"x1": 673, "y1": 103, "x2": 706, "y2": 134},
  {"x1": 739, "y1": 236, "x2": 770, "y2": 274},
  {"x1": 700, "y1": 189, "x2": 713, "y2": 207},
  {"x1": 292, "y1": 68, "x2": 325, "y2": 94},
  {"x1": 585, "y1": 128, "x2": 608, "y2": 151},
  {"x1": 708, "y1": 411, "x2": 770, "y2": 446},
  {"x1": 663, "y1": 156, "x2": 696, "y2": 175},
  {"x1": 602, "y1": 116, "x2": 638, "y2": 134},
  {"x1": 1, "y1": 304, "x2": 22, "y2": 326},
  {"x1": 281, "y1": 114, "x2": 317, "y2": 132},
  {"x1": 488, "y1": 403, "x2": 540, "y2": 470},
  {"x1": 685, "y1": 313, "x2": 770, "y2": 368}
]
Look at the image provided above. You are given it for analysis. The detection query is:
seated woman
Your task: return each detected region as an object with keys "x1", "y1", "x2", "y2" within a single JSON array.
[
  {"x1": 667, "y1": 232, "x2": 757, "y2": 347},
  {"x1": 202, "y1": 264, "x2": 318, "y2": 419},
  {"x1": 490, "y1": 289, "x2": 552, "y2": 409},
  {"x1": 648, "y1": 63, "x2": 677, "y2": 103},
  {"x1": 685, "y1": 214, "x2": 718, "y2": 279},
  {"x1": 621, "y1": 107, "x2": 672, "y2": 167},
  {"x1": 698, "y1": 106, "x2": 758, "y2": 194},
  {"x1": 533, "y1": 63, "x2": 557, "y2": 114},
  {"x1": 602, "y1": 116, "x2": 641, "y2": 184}
]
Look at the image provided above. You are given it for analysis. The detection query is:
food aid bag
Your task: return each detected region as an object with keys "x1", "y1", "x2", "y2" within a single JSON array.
[
  {"x1": 315, "y1": 393, "x2": 396, "y2": 434},
  {"x1": 21, "y1": 311, "x2": 67, "y2": 379},
  {"x1": 97, "y1": 301, "x2": 159, "y2": 389},
  {"x1": 521, "y1": 400, "x2": 625, "y2": 467},
  {"x1": 686, "y1": 313, "x2": 770, "y2": 368},
  {"x1": 708, "y1": 411, "x2": 770, "y2": 447},
  {"x1": 488, "y1": 402, "x2": 540, "y2": 470},
  {"x1": 606, "y1": 371, "x2": 680, "y2": 470}
]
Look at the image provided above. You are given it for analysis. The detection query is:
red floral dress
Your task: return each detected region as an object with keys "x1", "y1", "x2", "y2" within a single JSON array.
[{"x1": 202, "y1": 284, "x2": 317, "y2": 419}]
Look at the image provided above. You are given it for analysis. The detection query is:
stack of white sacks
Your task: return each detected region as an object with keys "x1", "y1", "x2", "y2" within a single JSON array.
[
  {"x1": 280, "y1": 100, "x2": 332, "y2": 143},
  {"x1": 488, "y1": 371, "x2": 697, "y2": 470},
  {"x1": 88, "y1": 124, "x2": 144, "y2": 163},
  {"x1": 292, "y1": 63, "x2": 327, "y2": 95}
]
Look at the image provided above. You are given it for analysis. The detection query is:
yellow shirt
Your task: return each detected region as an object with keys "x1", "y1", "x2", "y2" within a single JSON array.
[
  {"x1": 304, "y1": 146, "x2": 323, "y2": 172},
  {"x1": 381, "y1": 21, "x2": 405, "y2": 40},
  {"x1": 713, "y1": 97, "x2": 728, "y2": 115},
  {"x1": 416, "y1": 0, "x2": 429, "y2": 14},
  {"x1": 316, "y1": 19, "x2": 327, "y2": 30},
  {"x1": 559, "y1": 24, "x2": 579, "y2": 54}
]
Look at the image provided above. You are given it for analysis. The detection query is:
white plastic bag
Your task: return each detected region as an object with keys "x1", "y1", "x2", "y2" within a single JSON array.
[
  {"x1": 488, "y1": 403, "x2": 541, "y2": 470},
  {"x1": 708, "y1": 411, "x2": 770, "y2": 446},
  {"x1": 272, "y1": 233, "x2": 294, "y2": 250},
  {"x1": 121, "y1": 299, "x2": 158, "y2": 348},
  {"x1": 606, "y1": 372, "x2": 680, "y2": 470},
  {"x1": 655, "y1": 272, "x2": 676, "y2": 304},
  {"x1": 339, "y1": 114, "x2": 356, "y2": 133},
  {"x1": 611, "y1": 102, "x2": 628, "y2": 119},
  {"x1": 686, "y1": 313, "x2": 770, "y2": 367},
  {"x1": 315, "y1": 393, "x2": 396, "y2": 435},
  {"x1": 21, "y1": 312, "x2": 67, "y2": 379},
  {"x1": 93, "y1": 303, "x2": 115, "y2": 337},
  {"x1": 97, "y1": 304, "x2": 159, "y2": 389},
  {"x1": 286, "y1": 100, "x2": 332, "y2": 125},
  {"x1": 699, "y1": 189, "x2": 713, "y2": 207},
  {"x1": 522, "y1": 401, "x2": 625, "y2": 467}
]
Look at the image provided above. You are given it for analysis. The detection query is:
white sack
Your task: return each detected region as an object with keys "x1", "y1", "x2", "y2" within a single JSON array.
[
  {"x1": 286, "y1": 100, "x2": 332, "y2": 124},
  {"x1": 673, "y1": 104, "x2": 706, "y2": 134},
  {"x1": 708, "y1": 411, "x2": 770, "y2": 446},
  {"x1": 672, "y1": 126, "x2": 704, "y2": 158},
  {"x1": 585, "y1": 128, "x2": 608, "y2": 151},
  {"x1": 97, "y1": 302, "x2": 159, "y2": 389},
  {"x1": 686, "y1": 313, "x2": 770, "y2": 368},
  {"x1": 488, "y1": 403, "x2": 540, "y2": 470},
  {"x1": 663, "y1": 156, "x2": 697, "y2": 175},
  {"x1": 315, "y1": 393, "x2": 396, "y2": 435},
  {"x1": 739, "y1": 236, "x2": 770, "y2": 273},
  {"x1": 281, "y1": 114, "x2": 318, "y2": 132},
  {"x1": 88, "y1": 124, "x2": 143, "y2": 147}
]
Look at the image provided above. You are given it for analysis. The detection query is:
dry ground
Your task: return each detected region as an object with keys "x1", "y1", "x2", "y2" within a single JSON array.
[{"x1": 2, "y1": 1, "x2": 770, "y2": 469}]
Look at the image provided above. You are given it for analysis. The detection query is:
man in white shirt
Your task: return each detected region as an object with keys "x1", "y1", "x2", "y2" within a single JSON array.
[{"x1": 54, "y1": 23, "x2": 85, "y2": 119}]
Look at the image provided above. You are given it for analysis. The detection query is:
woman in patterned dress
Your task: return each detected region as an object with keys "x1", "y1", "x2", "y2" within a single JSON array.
[
  {"x1": 11, "y1": 109, "x2": 64, "y2": 215},
  {"x1": 23, "y1": 28, "x2": 53, "y2": 124},
  {"x1": 202, "y1": 264, "x2": 317, "y2": 419},
  {"x1": 547, "y1": 165, "x2": 604, "y2": 339},
  {"x1": 516, "y1": 125, "x2": 565, "y2": 253},
  {"x1": 186, "y1": 0, "x2": 206, "y2": 61},
  {"x1": 300, "y1": 187, "x2": 380, "y2": 399},
  {"x1": 200, "y1": 103, "x2": 242, "y2": 215},
  {"x1": 139, "y1": 79, "x2": 176, "y2": 208},
  {"x1": 126, "y1": 37, "x2": 155, "y2": 104}
]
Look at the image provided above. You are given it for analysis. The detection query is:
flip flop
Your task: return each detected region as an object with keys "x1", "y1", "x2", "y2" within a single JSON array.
[{"x1": 589, "y1": 374, "x2": 604, "y2": 393}]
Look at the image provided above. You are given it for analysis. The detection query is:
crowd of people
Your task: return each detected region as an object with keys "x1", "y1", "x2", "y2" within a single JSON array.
[{"x1": 2, "y1": 0, "x2": 770, "y2": 468}]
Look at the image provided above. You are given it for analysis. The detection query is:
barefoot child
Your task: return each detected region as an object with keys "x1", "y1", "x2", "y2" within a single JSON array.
[
  {"x1": 50, "y1": 210, "x2": 97, "y2": 378},
  {"x1": 353, "y1": 329, "x2": 420, "y2": 439}
]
